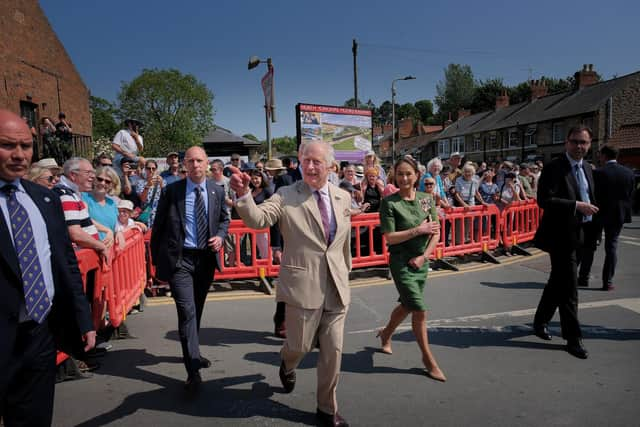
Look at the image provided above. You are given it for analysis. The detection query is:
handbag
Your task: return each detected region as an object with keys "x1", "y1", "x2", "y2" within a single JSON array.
[{"x1": 138, "y1": 184, "x2": 158, "y2": 225}]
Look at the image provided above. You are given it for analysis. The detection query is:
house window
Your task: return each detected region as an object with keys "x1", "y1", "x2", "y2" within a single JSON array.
[
  {"x1": 552, "y1": 122, "x2": 564, "y2": 144},
  {"x1": 472, "y1": 136, "x2": 481, "y2": 152},
  {"x1": 524, "y1": 125, "x2": 537, "y2": 146},
  {"x1": 451, "y1": 136, "x2": 464, "y2": 154},
  {"x1": 489, "y1": 133, "x2": 497, "y2": 150},
  {"x1": 508, "y1": 130, "x2": 520, "y2": 148},
  {"x1": 582, "y1": 117, "x2": 594, "y2": 133},
  {"x1": 438, "y1": 139, "x2": 450, "y2": 157}
]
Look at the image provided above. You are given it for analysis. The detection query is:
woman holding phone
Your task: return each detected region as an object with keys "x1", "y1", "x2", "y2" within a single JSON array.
[{"x1": 376, "y1": 157, "x2": 446, "y2": 382}]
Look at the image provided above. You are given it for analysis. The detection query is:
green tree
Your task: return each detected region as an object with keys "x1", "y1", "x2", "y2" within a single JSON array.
[
  {"x1": 397, "y1": 102, "x2": 419, "y2": 121},
  {"x1": 243, "y1": 133, "x2": 260, "y2": 142},
  {"x1": 343, "y1": 98, "x2": 375, "y2": 110},
  {"x1": 267, "y1": 136, "x2": 297, "y2": 155},
  {"x1": 509, "y1": 81, "x2": 532, "y2": 104},
  {"x1": 414, "y1": 99, "x2": 434, "y2": 124},
  {"x1": 90, "y1": 96, "x2": 119, "y2": 140},
  {"x1": 435, "y1": 64, "x2": 476, "y2": 119},
  {"x1": 374, "y1": 100, "x2": 397, "y2": 125},
  {"x1": 117, "y1": 68, "x2": 214, "y2": 156},
  {"x1": 470, "y1": 78, "x2": 507, "y2": 113}
]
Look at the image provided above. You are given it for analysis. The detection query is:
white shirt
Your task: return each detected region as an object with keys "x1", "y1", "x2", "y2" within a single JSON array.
[{"x1": 113, "y1": 129, "x2": 143, "y2": 155}]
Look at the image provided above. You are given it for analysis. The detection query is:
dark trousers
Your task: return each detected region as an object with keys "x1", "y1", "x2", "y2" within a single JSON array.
[
  {"x1": 170, "y1": 250, "x2": 215, "y2": 377},
  {"x1": 534, "y1": 249, "x2": 582, "y2": 339},
  {"x1": 1, "y1": 321, "x2": 56, "y2": 427},
  {"x1": 577, "y1": 221, "x2": 600, "y2": 283},
  {"x1": 602, "y1": 223, "x2": 623, "y2": 286}
]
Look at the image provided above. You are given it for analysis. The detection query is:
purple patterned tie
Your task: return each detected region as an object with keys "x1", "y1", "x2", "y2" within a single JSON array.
[
  {"x1": 2, "y1": 185, "x2": 51, "y2": 323},
  {"x1": 314, "y1": 190, "x2": 331, "y2": 244}
]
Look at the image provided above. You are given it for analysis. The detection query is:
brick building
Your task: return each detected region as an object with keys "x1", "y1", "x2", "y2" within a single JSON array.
[
  {"x1": 0, "y1": 0, "x2": 91, "y2": 157},
  {"x1": 433, "y1": 65, "x2": 640, "y2": 168}
]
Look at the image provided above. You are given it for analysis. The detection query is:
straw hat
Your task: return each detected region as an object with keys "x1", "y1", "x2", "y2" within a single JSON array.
[
  {"x1": 265, "y1": 158, "x2": 286, "y2": 171},
  {"x1": 355, "y1": 165, "x2": 365, "y2": 178},
  {"x1": 34, "y1": 158, "x2": 61, "y2": 172},
  {"x1": 117, "y1": 199, "x2": 134, "y2": 211}
]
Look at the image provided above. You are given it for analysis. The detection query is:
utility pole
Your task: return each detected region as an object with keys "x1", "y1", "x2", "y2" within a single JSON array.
[{"x1": 352, "y1": 39, "x2": 358, "y2": 108}]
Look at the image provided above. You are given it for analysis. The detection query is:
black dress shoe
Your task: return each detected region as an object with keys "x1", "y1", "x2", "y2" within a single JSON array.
[
  {"x1": 566, "y1": 339, "x2": 588, "y2": 359},
  {"x1": 577, "y1": 278, "x2": 589, "y2": 287},
  {"x1": 279, "y1": 360, "x2": 296, "y2": 393},
  {"x1": 533, "y1": 324, "x2": 552, "y2": 341},
  {"x1": 184, "y1": 372, "x2": 202, "y2": 393},
  {"x1": 200, "y1": 356, "x2": 211, "y2": 369},
  {"x1": 316, "y1": 408, "x2": 349, "y2": 427}
]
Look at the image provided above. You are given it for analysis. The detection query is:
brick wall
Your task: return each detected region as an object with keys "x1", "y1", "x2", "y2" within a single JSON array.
[
  {"x1": 0, "y1": 0, "x2": 91, "y2": 135},
  {"x1": 611, "y1": 74, "x2": 640, "y2": 132}
]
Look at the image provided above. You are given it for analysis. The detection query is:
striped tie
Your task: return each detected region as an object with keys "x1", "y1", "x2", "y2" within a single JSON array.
[
  {"x1": 2, "y1": 185, "x2": 52, "y2": 323},
  {"x1": 195, "y1": 186, "x2": 209, "y2": 249}
]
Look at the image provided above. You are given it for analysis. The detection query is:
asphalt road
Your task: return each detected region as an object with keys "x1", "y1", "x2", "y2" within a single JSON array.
[{"x1": 53, "y1": 220, "x2": 640, "y2": 426}]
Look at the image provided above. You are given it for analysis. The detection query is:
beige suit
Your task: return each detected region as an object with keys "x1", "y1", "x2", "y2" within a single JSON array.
[{"x1": 235, "y1": 180, "x2": 352, "y2": 414}]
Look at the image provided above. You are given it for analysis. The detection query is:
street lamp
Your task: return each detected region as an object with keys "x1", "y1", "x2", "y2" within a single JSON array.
[
  {"x1": 391, "y1": 75, "x2": 416, "y2": 163},
  {"x1": 248, "y1": 56, "x2": 276, "y2": 159}
]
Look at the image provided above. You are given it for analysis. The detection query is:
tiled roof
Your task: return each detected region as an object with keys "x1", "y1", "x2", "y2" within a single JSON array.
[{"x1": 202, "y1": 126, "x2": 260, "y2": 146}]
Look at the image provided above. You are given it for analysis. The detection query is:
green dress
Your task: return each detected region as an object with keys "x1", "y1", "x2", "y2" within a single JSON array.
[{"x1": 379, "y1": 192, "x2": 438, "y2": 311}]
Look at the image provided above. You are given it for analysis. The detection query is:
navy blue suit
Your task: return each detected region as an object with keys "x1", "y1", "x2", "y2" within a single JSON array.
[
  {"x1": 594, "y1": 161, "x2": 634, "y2": 287},
  {"x1": 0, "y1": 180, "x2": 92, "y2": 426},
  {"x1": 150, "y1": 179, "x2": 229, "y2": 377}
]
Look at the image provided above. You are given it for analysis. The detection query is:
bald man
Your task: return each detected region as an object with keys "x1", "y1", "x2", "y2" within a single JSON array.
[
  {"x1": 0, "y1": 109, "x2": 95, "y2": 426},
  {"x1": 150, "y1": 146, "x2": 229, "y2": 393}
]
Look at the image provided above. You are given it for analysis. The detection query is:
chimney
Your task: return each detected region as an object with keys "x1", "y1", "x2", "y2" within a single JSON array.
[
  {"x1": 444, "y1": 112, "x2": 453, "y2": 127},
  {"x1": 574, "y1": 64, "x2": 598, "y2": 89},
  {"x1": 457, "y1": 108, "x2": 471, "y2": 120},
  {"x1": 495, "y1": 90, "x2": 510, "y2": 110},
  {"x1": 530, "y1": 79, "x2": 548, "y2": 100}
]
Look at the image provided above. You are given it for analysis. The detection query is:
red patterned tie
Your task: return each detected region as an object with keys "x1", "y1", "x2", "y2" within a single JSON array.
[{"x1": 314, "y1": 190, "x2": 331, "y2": 244}]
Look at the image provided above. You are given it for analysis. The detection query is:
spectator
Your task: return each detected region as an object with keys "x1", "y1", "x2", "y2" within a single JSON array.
[
  {"x1": 111, "y1": 119, "x2": 144, "y2": 176},
  {"x1": 363, "y1": 150, "x2": 387, "y2": 185},
  {"x1": 479, "y1": 168, "x2": 500, "y2": 236},
  {"x1": 249, "y1": 169, "x2": 273, "y2": 259},
  {"x1": 115, "y1": 199, "x2": 147, "y2": 234},
  {"x1": 361, "y1": 167, "x2": 384, "y2": 213},
  {"x1": 339, "y1": 180, "x2": 369, "y2": 215},
  {"x1": 137, "y1": 159, "x2": 164, "y2": 228},
  {"x1": 54, "y1": 157, "x2": 110, "y2": 262},
  {"x1": 342, "y1": 164, "x2": 360, "y2": 188},
  {"x1": 454, "y1": 163, "x2": 487, "y2": 243},
  {"x1": 228, "y1": 153, "x2": 243, "y2": 169},
  {"x1": 94, "y1": 153, "x2": 113, "y2": 169},
  {"x1": 120, "y1": 157, "x2": 143, "y2": 211},
  {"x1": 27, "y1": 164, "x2": 58, "y2": 189},
  {"x1": 82, "y1": 166, "x2": 119, "y2": 244},
  {"x1": 519, "y1": 163, "x2": 536, "y2": 198},
  {"x1": 40, "y1": 116, "x2": 58, "y2": 160},
  {"x1": 328, "y1": 160, "x2": 341, "y2": 186},
  {"x1": 55, "y1": 112, "x2": 73, "y2": 162},
  {"x1": 447, "y1": 152, "x2": 463, "y2": 183},
  {"x1": 383, "y1": 167, "x2": 399, "y2": 197},
  {"x1": 354, "y1": 164, "x2": 365, "y2": 182},
  {"x1": 161, "y1": 152, "x2": 181, "y2": 185},
  {"x1": 210, "y1": 159, "x2": 236, "y2": 266},
  {"x1": 424, "y1": 158, "x2": 450, "y2": 209},
  {"x1": 284, "y1": 156, "x2": 302, "y2": 182},
  {"x1": 255, "y1": 160, "x2": 265, "y2": 174}
]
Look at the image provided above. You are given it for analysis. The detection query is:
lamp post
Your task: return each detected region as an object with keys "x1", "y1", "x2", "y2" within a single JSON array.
[
  {"x1": 248, "y1": 56, "x2": 276, "y2": 159},
  {"x1": 391, "y1": 75, "x2": 416, "y2": 163}
]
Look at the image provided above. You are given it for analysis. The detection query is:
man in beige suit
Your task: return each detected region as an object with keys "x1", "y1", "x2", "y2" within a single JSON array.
[{"x1": 230, "y1": 141, "x2": 351, "y2": 427}]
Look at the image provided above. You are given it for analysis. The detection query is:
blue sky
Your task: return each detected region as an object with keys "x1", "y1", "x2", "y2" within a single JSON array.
[{"x1": 41, "y1": 0, "x2": 640, "y2": 140}]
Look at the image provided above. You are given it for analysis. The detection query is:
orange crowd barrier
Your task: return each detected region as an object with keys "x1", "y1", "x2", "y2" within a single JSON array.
[
  {"x1": 437, "y1": 204, "x2": 502, "y2": 260},
  {"x1": 500, "y1": 199, "x2": 541, "y2": 248}
]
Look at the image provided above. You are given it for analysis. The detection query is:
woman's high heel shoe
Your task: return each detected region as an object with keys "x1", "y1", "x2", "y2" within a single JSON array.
[{"x1": 376, "y1": 328, "x2": 393, "y2": 354}]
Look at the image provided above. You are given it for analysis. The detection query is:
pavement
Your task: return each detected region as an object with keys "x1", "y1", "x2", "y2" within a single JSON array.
[{"x1": 53, "y1": 220, "x2": 640, "y2": 426}]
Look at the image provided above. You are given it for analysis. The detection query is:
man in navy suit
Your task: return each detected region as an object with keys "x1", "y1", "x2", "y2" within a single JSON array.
[
  {"x1": 533, "y1": 125, "x2": 598, "y2": 359},
  {"x1": 593, "y1": 145, "x2": 634, "y2": 290},
  {"x1": 0, "y1": 109, "x2": 95, "y2": 426},
  {"x1": 151, "y1": 146, "x2": 229, "y2": 392}
]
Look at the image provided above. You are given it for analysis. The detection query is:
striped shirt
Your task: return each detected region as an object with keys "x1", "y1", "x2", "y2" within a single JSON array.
[{"x1": 54, "y1": 177, "x2": 99, "y2": 240}]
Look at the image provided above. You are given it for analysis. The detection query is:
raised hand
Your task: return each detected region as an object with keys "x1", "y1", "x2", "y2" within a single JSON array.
[{"x1": 228, "y1": 165, "x2": 251, "y2": 197}]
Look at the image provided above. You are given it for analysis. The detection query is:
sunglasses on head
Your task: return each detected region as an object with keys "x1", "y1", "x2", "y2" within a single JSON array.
[{"x1": 96, "y1": 177, "x2": 112, "y2": 184}]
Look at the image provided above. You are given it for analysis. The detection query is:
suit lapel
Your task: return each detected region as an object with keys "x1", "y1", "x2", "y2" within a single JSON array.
[
  {"x1": 583, "y1": 163, "x2": 596, "y2": 202},
  {"x1": 0, "y1": 207, "x2": 20, "y2": 281},
  {"x1": 205, "y1": 180, "x2": 217, "y2": 233},
  {"x1": 328, "y1": 184, "x2": 346, "y2": 247},
  {"x1": 176, "y1": 180, "x2": 187, "y2": 231},
  {"x1": 562, "y1": 156, "x2": 579, "y2": 200}
]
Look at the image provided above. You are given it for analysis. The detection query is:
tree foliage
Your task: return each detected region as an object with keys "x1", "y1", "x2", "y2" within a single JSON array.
[
  {"x1": 343, "y1": 98, "x2": 375, "y2": 110},
  {"x1": 414, "y1": 99, "x2": 434, "y2": 124},
  {"x1": 435, "y1": 64, "x2": 476, "y2": 119},
  {"x1": 90, "y1": 96, "x2": 119, "y2": 140},
  {"x1": 263, "y1": 136, "x2": 297, "y2": 156},
  {"x1": 117, "y1": 68, "x2": 214, "y2": 157},
  {"x1": 469, "y1": 78, "x2": 507, "y2": 114}
]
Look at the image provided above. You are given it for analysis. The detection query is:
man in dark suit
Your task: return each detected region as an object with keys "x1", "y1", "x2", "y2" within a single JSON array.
[
  {"x1": 151, "y1": 146, "x2": 229, "y2": 392},
  {"x1": 533, "y1": 125, "x2": 599, "y2": 359},
  {"x1": 593, "y1": 145, "x2": 634, "y2": 291},
  {"x1": 0, "y1": 109, "x2": 95, "y2": 426}
]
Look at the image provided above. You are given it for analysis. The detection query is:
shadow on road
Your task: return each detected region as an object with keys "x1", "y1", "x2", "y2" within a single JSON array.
[
  {"x1": 479, "y1": 281, "x2": 546, "y2": 289},
  {"x1": 164, "y1": 327, "x2": 284, "y2": 347},
  {"x1": 74, "y1": 348, "x2": 315, "y2": 426}
]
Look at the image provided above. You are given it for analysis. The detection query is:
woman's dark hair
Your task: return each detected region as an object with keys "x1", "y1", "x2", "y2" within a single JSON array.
[
  {"x1": 250, "y1": 169, "x2": 268, "y2": 189},
  {"x1": 393, "y1": 157, "x2": 421, "y2": 188}
]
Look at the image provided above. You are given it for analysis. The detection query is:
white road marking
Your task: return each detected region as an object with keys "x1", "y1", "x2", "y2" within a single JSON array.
[
  {"x1": 620, "y1": 240, "x2": 640, "y2": 247},
  {"x1": 619, "y1": 234, "x2": 640, "y2": 241},
  {"x1": 348, "y1": 297, "x2": 640, "y2": 334}
]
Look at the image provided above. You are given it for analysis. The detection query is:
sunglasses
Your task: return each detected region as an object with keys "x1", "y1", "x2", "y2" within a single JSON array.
[
  {"x1": 425, "y1": 182, "x2": 436, "y2": 186},
  {"x1": 96, "y1": 177, "x2": 112, "y2": 185},
  {"x1": 100, "y1": 163, "x2": 113, "y2": 167},
  {"x1": 145, "y1": 166, "x2": 157, "y2": 171},
  {"x1": 231, "y1": 158, "x2": 240, "y2": 162},
  {"x1": 39, "y1": 175, "x2": 55, "y2": 183}
]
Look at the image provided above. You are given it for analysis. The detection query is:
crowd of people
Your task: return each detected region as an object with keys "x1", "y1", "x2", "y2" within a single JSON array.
[{"x1": 2, "y1": 105, "x2": 636, "y2": 427}]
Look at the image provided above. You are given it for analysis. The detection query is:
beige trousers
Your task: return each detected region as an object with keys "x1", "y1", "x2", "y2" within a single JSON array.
[{"x1": 280, "y1": 282, "x2": 347, "y2": 414}]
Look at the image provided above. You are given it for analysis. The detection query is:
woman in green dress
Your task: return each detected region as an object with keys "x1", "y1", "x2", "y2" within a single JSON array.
[{"x1": 377, "y1": 157, "x2": 446, "y2": 382}]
